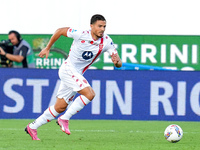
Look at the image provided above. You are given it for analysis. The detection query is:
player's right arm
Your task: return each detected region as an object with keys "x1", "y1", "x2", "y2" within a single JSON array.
[{"x1": 38, "y1": 27, "x2": 69, "y2": 59}]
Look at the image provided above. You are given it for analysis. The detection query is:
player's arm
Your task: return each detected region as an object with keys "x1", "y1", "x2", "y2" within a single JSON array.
[
  {"x1": 105, "y1": 36, "x2": 122, "y2": 68},
  {"x1": 111, "y1": 52, "x2": 122, "y2": 68},
  {"x1": 38, "y1": 27, "x2": 69, "y2": 59}
]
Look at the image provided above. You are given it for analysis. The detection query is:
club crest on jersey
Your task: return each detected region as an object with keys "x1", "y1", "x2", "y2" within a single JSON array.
[
  {"x1": 82, "y1": 51, "x2": 93, "y2": 60},
  {"x1": 99, "y1": 44, "x2": 103, "y2": 50}
]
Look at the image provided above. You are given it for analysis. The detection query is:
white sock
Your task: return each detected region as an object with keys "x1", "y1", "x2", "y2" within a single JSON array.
[
  {"x1": 29, "y1": 105, "x2": 59, "y2": 129},
  {"x1": 60, "y1": 95, "x2": 91, "y2": 120}
]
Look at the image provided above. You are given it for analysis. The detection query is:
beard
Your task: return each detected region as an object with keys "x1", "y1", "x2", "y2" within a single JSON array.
[
  {"x1": 91, "y1": 31, "x2": 104, "y2": 40},
  {"x1": 97, "y1": 32, "x2": 104, "y2": 38},
  {"x1": 97, "y1": 35, "x2": 103, "y2": 38}
]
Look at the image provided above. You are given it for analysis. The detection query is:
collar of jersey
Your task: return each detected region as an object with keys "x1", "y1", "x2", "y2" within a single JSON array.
[{"x1": 88, "y1": 30, "x2": 102, "y2": 45}]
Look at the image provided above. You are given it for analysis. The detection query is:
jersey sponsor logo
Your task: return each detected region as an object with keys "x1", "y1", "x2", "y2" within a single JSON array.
[{"x1": 82, "y1": 51, "x2": 93, "y2": 60}]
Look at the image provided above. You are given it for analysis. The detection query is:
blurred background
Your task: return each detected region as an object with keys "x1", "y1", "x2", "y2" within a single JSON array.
[
  {"x1": 0, "y1": 0, "x2": 200, "y2": 121},
  {"x1": 1, "y1": 0, "x2": 200, "y2": 35}
]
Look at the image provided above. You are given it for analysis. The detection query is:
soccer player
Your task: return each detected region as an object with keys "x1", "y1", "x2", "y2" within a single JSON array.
[{"x1": 25, "y1": 14, "x2": 122, "y2": 140}]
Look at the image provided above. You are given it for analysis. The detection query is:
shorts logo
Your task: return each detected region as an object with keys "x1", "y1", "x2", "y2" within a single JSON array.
[
  {"x1": 69, "y1": 95, "x2": 75, "y2": 102},
  {"x1": 82, "y1": 51, "x2": 93, "y2": 60}
]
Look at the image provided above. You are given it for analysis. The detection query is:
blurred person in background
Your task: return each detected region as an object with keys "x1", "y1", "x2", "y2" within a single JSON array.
[{"x1": 0, "y1": 30, "x2": 35, "y2": 68}]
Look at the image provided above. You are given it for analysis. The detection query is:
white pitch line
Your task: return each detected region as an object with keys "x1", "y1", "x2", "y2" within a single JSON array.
[
  {"x1": 0, "y1": 128, "x2": 197, "y2": 134},
  {"x1": 0, "y1": 128, "x2": 115, "y2": 132}
]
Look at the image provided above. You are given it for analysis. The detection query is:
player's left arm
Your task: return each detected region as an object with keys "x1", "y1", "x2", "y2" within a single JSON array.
[
  {"x1": 105, "y1": 36, "x2": 122, "y2": 68},
  {"x1": 111, "y1": 52, "x2": 122, "y2": 68}
]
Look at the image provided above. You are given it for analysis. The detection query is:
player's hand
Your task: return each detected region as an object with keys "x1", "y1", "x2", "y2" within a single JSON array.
[
  {"x1": 111, "y1": 52, "x2": 122, "y2": 68},
  {"x1": 38, "y1": 47, "x2": 50, "y2": 59},
  {"x1": 111, "y1": 52, "x2": 120, "y2": 64},
  {"x1": 0, "y1": 47, "x2": 6, "y2": 55}
]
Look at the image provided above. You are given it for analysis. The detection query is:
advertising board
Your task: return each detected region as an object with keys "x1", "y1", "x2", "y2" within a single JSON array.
[
  {"x1": 0, "y1": 68, "x2": 200, "y2": 121},
  {"x1": 1, "y1": 34, "x2": 200, "y2": 70}
]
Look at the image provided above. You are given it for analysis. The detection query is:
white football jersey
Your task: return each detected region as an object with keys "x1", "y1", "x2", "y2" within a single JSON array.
[{"x1": 65, "y1": 27, "x2": 118, "y2": 74}]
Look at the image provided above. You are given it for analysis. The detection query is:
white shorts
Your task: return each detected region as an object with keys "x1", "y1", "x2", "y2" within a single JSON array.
[{"x1": 56, "y1": 62, "x2": 90, "y2": 104}]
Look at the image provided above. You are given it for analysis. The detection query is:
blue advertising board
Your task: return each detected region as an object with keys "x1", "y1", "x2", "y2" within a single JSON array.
[{"x1": 0, "y1": 68, "x2": 200, "y2": 121}]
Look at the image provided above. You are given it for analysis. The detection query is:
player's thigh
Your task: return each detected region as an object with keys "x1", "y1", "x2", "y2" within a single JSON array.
[
  {"x1": 60, "y1": 68, "x2": 91, "y2": 92},
  {"x1": 57, "y1": 81, "x2": 77, "y2": 104}
]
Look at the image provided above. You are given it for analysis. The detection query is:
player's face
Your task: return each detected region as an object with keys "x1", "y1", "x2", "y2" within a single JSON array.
[
  {"x1": 90, "y1": 20, "x2": 106, "y2": 40},
  {"x1": 8, "y1": 33, "x2": 19, "y2": 45}
]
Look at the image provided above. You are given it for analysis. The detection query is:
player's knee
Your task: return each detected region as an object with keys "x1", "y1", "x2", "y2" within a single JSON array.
[
  {"x1": 54, "y1": 98, "x2": 68, "y2": 113},
  {"x1": 85, "y1": 90, "x2": 95, "y2": 101},
  {"x1": 88, "y1": 91, "x2": 95, "y2": 101},
  {"x1": 79, "y1": 87, "x2": 95, "y2": 101},
  {"x1": 55, "y1": 105, "x2": 67, "y2": 113}
]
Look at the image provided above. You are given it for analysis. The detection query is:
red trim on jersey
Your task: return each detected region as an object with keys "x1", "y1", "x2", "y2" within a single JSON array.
[
  {"x1": 49, "y1": 107, "x2": 56, "y2": 118},
  {"x1": 80, "y1": 96, "x2": 86, "y2": 106},
  {"x1": 82, "y1": 38, "x2": 104, "y2": 74}
]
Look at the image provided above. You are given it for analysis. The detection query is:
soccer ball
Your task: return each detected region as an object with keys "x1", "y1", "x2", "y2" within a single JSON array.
[{"x1": 164, "y1": 124, "x2": 183, "y2": 143}]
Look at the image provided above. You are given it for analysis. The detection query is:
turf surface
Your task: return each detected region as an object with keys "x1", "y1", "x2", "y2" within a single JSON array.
[{"x1": 0, "y1": 119, "x2": 199, "y2": 150}]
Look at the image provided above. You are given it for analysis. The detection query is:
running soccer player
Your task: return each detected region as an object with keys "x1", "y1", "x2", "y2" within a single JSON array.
[{"x1": 25, "y1": 14, "x2": 122, "y2": 140}]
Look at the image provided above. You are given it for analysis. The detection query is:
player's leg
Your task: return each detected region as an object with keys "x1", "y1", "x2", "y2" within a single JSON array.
[
  {"x1": 60, "y1": 86, "x2": 95, "y2": 121},
  {"x1": 25, "y1": 62, "x2": 73, "y2": 140},
  {"x1": 25, "y1": 98, "x2": 68, "y2": 140},
  {"x1": 29, "y1": 98, "x2": 68, "y2": 129},
  {"x1": 57, "y1": 64, "x2": 93, "y2": 134},
  {"x1": 56, "y1": 91, "x2": 76, "y2": 135}
]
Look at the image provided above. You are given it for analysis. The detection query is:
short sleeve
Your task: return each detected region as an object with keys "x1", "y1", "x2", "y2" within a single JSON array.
[
  {"x1": 104, "y1": 38, "x2": 118, "y2": 55},
  {"x1": 19, "y1": 46, "x2": 28, "y2": 57},
  {"x1": 67, "y1": 28, "x2": 82, "y2": 41}
]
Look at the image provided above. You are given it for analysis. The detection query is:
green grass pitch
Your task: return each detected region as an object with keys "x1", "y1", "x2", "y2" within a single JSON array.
[{"x1": 0, "y1": 119, "x2": 199, "y2": 150}]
